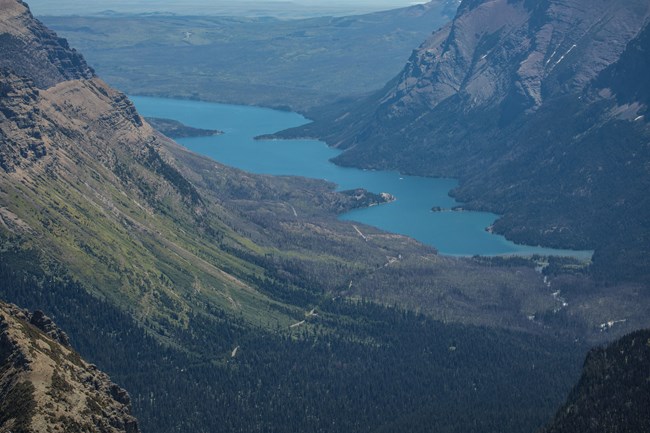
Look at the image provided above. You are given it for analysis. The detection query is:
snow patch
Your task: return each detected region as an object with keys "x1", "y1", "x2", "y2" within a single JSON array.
[
  {"x1": 554, "y1": 44, "x2": 577, "y2": 66},
  {"x1": 599, "y1": 319, "x2": 627, "y2": 331}
]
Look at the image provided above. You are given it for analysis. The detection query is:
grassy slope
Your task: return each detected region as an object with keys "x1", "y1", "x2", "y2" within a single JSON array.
[{"x1": 0, "y1": 76, "x2": 295, "y2": 335}]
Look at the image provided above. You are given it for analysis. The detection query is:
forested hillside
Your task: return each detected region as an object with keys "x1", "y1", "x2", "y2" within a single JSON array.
[
  {"x1": 0, "y1": 251, "x2": 585, "y2": 433},
  {"x1": 539, "y1": 329, "x2": 650, "y2": 433}
]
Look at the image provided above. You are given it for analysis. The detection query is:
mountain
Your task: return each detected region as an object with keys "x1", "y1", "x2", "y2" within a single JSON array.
[
  {"x1": 276, "y1": 0, "x2": 650, "y2": 283},
  {"x1": 0, "y1": 1, "x2": 646, "y2": 432},
  {"x1": 0, "y1": 0, "x2": 304, "y2": 332},
  {"x1": 0, "y1": 0, "x2": 94, "y2": 89},
  {"x1": 0, "y1": 301, "x2": 140, "y2": 433},
  {"x1": 539, "y1": 329, "x2": 650, "y2": 433}
]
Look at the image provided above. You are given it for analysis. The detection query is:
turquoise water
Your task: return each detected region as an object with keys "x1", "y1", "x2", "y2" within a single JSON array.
[{"x1": 131, "y1": 96, "x2": 592, "y2": 259}]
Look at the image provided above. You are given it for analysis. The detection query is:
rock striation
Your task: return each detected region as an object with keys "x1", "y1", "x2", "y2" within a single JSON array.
[
  {"x1": 0, "y1": 301, "x2": 140, "y2": 433},
  {"x1": 380, "y1": 0, "x2": 648, "y2": 119},
  {"x1": 0, "y1": 0, "x2": 94, "y2": 90}
]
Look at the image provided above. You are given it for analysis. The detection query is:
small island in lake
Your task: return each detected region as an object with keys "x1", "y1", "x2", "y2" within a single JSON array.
[
  {"x1": 431, "y1": 206, "x2": 468, "y2": 212},
  {"x1": 146, "y1": 117, "x2": 223, "y2": 139},
  {"x1": 338, "y1": 189, "x2": 396, "y2": 211}
]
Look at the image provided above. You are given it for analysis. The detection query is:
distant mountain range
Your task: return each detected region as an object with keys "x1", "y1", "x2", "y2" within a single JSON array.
[
  {"x1": 278, "y1": 0, "x2": 650, "y2": 283},
  {"x1": 27, "y1": 0, "x2": 451, "y2": 19}
]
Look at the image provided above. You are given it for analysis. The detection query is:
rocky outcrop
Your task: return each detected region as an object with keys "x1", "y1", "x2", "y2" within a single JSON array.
[
  {"x1": 0, "y1": 0, "x2": 94, "y2": 90},
  {"x1": 28, "y1": 309, "x2": 71, "y2": 347},
  {"x1": 0, "y1": 69, "x2": 45, "y2": 172},
  {"x1": 0, "y1": 301, "x2": 140, "y2": 433}
]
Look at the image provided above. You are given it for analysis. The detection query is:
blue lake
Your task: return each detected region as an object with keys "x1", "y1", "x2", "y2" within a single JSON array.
[{"x1": 131, "y1": 96, "x2": 593, "y2": 259}]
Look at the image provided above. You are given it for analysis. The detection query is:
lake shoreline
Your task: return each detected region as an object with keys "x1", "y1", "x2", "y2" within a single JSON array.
[{"x1": 131, "y1": 95, "x2": 594, "y2": 260}]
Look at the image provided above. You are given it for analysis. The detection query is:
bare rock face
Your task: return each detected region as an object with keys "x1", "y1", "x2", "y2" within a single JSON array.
[
  {"x1": 308, "y1": 0, "x2": 650, "y2": 164},
  {"x1": 0, "y1": 70, "x2": 45, "y2": 172},
  {"x1": 0, "y1": 301, "x2": 140, "y2": 433},
  {"x1": 0, "y1": 0, "x2": 94, "y2": 90},
  {"x1": 0, "y1": 0, "x2": 202, "y2": 208},
  {"x1": 380, "y1": 0, "x2": 649, "y2": 122},
  {"x1": 0, "y1": 0, "x2": 147, "y2": 176}
]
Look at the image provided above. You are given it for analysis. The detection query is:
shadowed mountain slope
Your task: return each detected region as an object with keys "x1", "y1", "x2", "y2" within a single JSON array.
[
  {"x1": 276, "y1": 0, "x2": 650, "y2": 283},
  {"x1": 539, "y1": 329, "x2": 650, "y2": 433}
]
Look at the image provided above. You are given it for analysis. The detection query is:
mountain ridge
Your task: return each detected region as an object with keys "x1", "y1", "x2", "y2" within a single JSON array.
[{"x1": 0, "y1": 0, "x2": 94, "y2": 89}]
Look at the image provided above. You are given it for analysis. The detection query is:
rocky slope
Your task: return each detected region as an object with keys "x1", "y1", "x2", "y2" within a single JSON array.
[
  {"x1": 0, "y1": 0, "x2": 94, "y2": 89},
  {"x1": 279, "y1": 0, "x2": 650, "y2": 283},
  {"x1": 539, "y1": 329, "x2": 650, "y2": 433},
  {"x1": 372, "y1": 0, "x2": 647, "y2": 119},
  {"x1": 0, "y1": 301, "x2": 139, "y2": 433}
]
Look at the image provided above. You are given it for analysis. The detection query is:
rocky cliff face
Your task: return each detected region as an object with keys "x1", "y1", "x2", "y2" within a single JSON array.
[
  {"x1": 327, "y1": 0, "x2": 649, "y2": 156},
  {"x1": 0, "y1": 301, "x2": 140, "y2": 433},
  {"x1": 539, "y1": 329, "x2": 650, "y2": 433},
  {"x1": 381, "y1": 0, "x2": 647, "y2": 120},
  {"x1": 0, "y1": 70, "x2": 45, "y2": 172},
  {"x1": 0, "y1": 0, "x2": 94, "y2": 89}
]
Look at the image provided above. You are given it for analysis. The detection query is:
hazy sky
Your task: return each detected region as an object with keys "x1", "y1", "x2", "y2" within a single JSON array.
[{"x1": 27, "y1": 0, "x2": 430, "y2": 17}]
